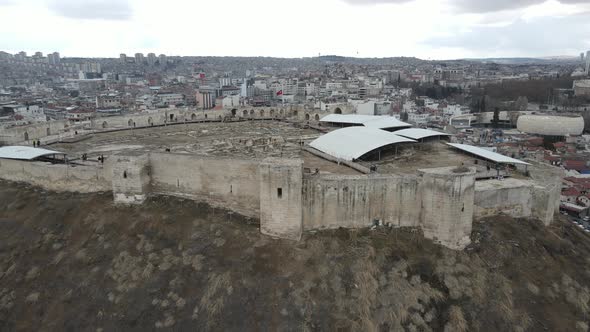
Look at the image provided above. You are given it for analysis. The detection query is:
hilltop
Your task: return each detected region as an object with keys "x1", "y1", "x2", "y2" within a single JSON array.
[{"x1": 1, "y1": 180, "x2": 589, "y2": 331}]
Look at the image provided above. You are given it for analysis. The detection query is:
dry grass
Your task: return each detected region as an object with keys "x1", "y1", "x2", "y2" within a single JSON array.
[
  {"x1": 374, "y1": 259, "x2": 444, "y2": 331},
  {"x1": 199, "y1": 271, "x2": 232, "y2": 327},
  {"x1": 352, "y1": 247, "x2": 379, "y2": 332},
  {"x1": 4, "y1": 181, "x2": 590, "y2": 331},
  {"x1": 526, "y1": 282, "x2": 540, "y2": 296},
  {"x1": 562, "y1": 274, "x2": 590, "y2": 317},
  {"x1": 444, "y1": 306, "x2": 467, "y2": 332}
]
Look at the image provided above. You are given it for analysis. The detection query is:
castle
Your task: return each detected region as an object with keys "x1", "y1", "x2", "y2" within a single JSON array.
[{"x1": 0, "y1": 107, "x2": 562, "y2": 250}]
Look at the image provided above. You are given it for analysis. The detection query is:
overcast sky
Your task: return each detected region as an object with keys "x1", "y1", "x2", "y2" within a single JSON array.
[{"x1": 1, "y1": 0, "x2": 589, "y2": 59}]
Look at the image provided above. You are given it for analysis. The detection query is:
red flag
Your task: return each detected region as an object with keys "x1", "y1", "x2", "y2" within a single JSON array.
[
  {"x1": 276, "y1": 90, "x2": 283, "y2": 96},
  {"x1": 199, "y1": 73, "x2": 205, "y2": 79}
]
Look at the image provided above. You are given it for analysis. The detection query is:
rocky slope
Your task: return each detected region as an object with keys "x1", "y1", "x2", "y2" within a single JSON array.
[{"x1": 0, "y1": 180, "x2": 589, "y2": 331}]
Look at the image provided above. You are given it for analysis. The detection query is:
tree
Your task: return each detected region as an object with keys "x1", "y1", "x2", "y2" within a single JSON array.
[
  {"x1": 508, "y1": 112, "x2": 520, "y2": 127},
  {"x1": 469, "y1": 77, "x2": 574, "y2": 104},
  {"x1": 514, "y1": 96, "x2": 528, "y2": 112},
  {"x1": 400, "y1": 112, "x2": 409, "y2": 122},
  {"x1": 471, "y1": 98, "x2": 481, "y2": 113},
  {"x1": 492, "y1": 107, "x2": 500, "y2": 128}
]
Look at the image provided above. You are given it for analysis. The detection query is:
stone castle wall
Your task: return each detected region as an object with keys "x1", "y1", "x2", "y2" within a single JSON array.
[
  {"x1": 0, "y1": 148, "x2": 562, "y2": 250},
  {"x1": 0, "y1": 158, "x2": 112, "y2": 192},
  {"x1": 148, "y1": 153, "x2": 261, "y2": 218},
  {"x1": 0, "y1": 105, "x2": 344, "y2": 145},
  {"x1": 474, "y1": 179, "x2": 533, "y2": 219},
  {"x1": 302, "y1": 174, "x2": 421, "y2": 230},
  {"x1": 0, "y1": 119, "x2": 75, "y2": 145}
]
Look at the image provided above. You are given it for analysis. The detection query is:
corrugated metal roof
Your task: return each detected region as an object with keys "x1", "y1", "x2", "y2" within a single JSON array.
[
  {"x1": 309, "y1": 127, "x2": 415, "y2": 161},
  {"x1": 564, "y1": 160, "x2": 588, "y2": 171},
  {"x1": 447, "y1": 143, "x2": 530, "y2": 165},
  {"x1": 320, "y1": 114, "x2": 411, "y2": 129},
  {"x1": 561, "y1": 202, "x2": 587, "y2": 212},
  {"x1": 394, "y1": 128, "x2": 451, "y2": 140},
  {"x1": 0, "y1": 146, "x2": 66, "y2": 160}
]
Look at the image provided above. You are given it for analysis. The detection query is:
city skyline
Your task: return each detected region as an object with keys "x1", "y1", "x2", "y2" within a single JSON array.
[{"x1": 0, "y1": 0, "x2": 589, "y2": 60}]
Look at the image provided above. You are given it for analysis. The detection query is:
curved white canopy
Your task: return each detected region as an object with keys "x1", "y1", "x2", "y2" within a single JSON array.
[
  {"x1": 309, "y1": 127, "x2": 415, "y2": 161},
  {"x1": 447, "y1": 143, "x2": 530, "y2": 165},
  {"x1": 362, "y1": 117, "x2": 412, "y2": 130},
  {"x1": 0, "y1": 146, "x2": 66, "y2": 160},
  {"x1": 320, "y1": 114, "x2": 374, "y2": 124},
  {"x1": 320, "y1": 114, "x2": 411, "y2": 130},
  {"x1": 394, "y1": 128, "x2": 451, "y2": 140}
]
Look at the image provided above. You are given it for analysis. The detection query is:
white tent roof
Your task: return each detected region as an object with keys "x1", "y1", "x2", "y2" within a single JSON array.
[
  {"x1": 309, "y1": 127, "x2": 415, "y2": 161},
  {"x1": 320, "y1": 114, "x2": 411, "y2": 130},
  {"x1": 447, "y1": 143, "x2": 530, "y2": 165},
  {"x1": 362, "y1": 117, "x2": 412, "y2": 130},
  {"x1": 394, "y1": 128, "x2": 451, "y2": 140},
  {"x1": 0, "y1": 146, "x2": 66, "y2": 160},
  {"x1": 320, "y1": 114, "x2": 376, "y2": 124}
]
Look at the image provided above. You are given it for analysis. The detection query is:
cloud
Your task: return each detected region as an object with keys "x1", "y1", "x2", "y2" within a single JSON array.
[
  {"x1": 449, "y1": 0, "x2": 588, "y2": 13},
  {"x1": 0, "y1": 0, "x2": 16, "y2": 5},
  {"x1": 339, "y1": 0, "x2": 588, "y2": 12},
  {"x1": 47, "y1": 0, "x2": 132, "y2": 20},
  {"x1": 339, "y1": 0, "x2": 412, "y2": 5},
  {"x1": 425, "y1": 13, "x2": 590, "y2": 57}
]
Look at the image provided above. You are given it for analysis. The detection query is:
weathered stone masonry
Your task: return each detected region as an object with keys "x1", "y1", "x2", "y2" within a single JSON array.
[
  {"x1": 0, "y1": 112, "x2": 563, "y2": 250},
  {"x1": 0, "y1": 151, "x2": 487, "y2": 249}
]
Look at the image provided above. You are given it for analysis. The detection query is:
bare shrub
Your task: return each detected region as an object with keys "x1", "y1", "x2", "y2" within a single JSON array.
[
  {"x1": 453, "y1": 166, "x2": 470, "y2": 173},
  {"x1": 199, "y1": 271, "x2": 232, "y2": 327},
  {"x1": 352, "y1": 247, "x2": 379, "y2": 332},
  {"x1": 444, "y1": 306, "x2": 467, "y2": 332},
  {"x1": 376, "y1": 259, "x2": 444, "y2": 331},
  {"x1": 526, "y1": 282, "x2": 540, "y2": 296},
  {"x1": 562, "y1": 274, "x2": 590, "y2": 316}
]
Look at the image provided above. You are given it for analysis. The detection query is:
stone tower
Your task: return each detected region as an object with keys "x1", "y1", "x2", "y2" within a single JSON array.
[
  {"x1": 258, "y1": 158, "x2": 303, "y2": 240},
  {"x1": 418, "y1": 166, "x2": 476, "y2": 250},
  {"x1": 111, "y1": 153, "x2": 151, "y2": 204}
]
